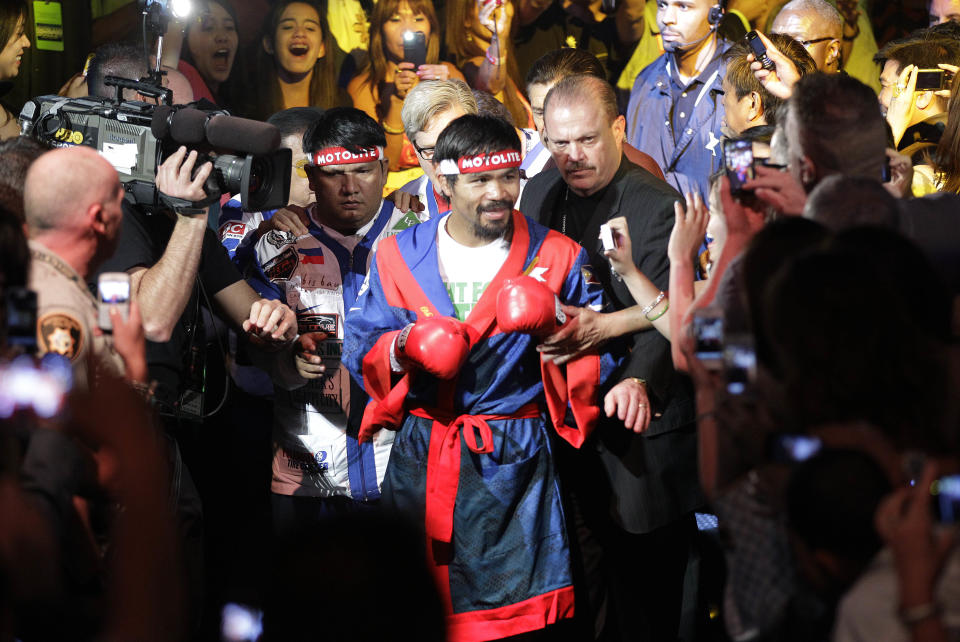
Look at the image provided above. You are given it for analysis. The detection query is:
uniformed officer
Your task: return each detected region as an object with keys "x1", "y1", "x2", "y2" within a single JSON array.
[{"x1": 24, "y1": 145, "x2": 143, "y2": 388}]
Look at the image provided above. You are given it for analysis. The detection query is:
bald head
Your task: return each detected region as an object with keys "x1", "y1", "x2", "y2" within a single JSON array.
[
  {"x1": 773, "y1": 0, "x2": 843, "y2": 36},
  {"x1": 772, "y1": 0, "x2": 843, "y2": 71},
  {"x1": 25, "y1": 146, "x2": 121, "y2": 236},
  {"x1": 162, "y1": 65, "x2": 194, "y2": 105}
]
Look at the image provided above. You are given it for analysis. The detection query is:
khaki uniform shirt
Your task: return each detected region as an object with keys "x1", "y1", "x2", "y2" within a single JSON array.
[{"x1": 28, "y1": 241, "x2": 124, "y2": 389}]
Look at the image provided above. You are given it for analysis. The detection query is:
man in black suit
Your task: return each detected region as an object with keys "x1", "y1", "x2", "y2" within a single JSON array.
[{"x1": 519, "y1": 74, "x2": 703, "y2": 641}]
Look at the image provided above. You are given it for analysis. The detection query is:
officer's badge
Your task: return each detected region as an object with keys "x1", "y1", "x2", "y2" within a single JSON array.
[{"x1": 37, "y1": 313, "x2": 83, "y2": 361}]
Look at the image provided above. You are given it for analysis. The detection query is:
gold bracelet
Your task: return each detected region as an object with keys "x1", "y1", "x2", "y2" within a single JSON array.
[
  {"x1": 630, "y1": 377, "x2": 647, "y2": 387},
  {"x1": 382, "y1": 122, "x2": 405, "y2": 135}
]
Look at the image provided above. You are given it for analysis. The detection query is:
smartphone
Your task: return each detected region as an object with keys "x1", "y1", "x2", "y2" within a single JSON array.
[
  {"x1": 746, "y1": 31, "x2": 775, "y2": 71},
  {"x1": 767, "y1": 433, "x2": 823, "y2": 463},
  {"x1": 915, "y1": 68, "x2": 951, "y2": 91},
  {"x1": 599, "y1": 223, "x2": 616, "y2": 252},
  {"x1": 5, "y1": 287, "x2": 37, "y2": 353},
  {"x1": 724, "y1": 138, "x2": 755, "y2": 194},
  {"x1": 931, "y1": 474, "x2": 960, "y2": 524},
  {"x1": 97, "y1": 272, "x2": 131, "y2": 331},
  {"x1": 723, "y1": 334, "x2": 756, "y2": 395},
  {"x1": 402, "y1": 30, "x2": 427, "y2": 68},
  {"x1": 692, "y1": 308, "x2": 724, "y2": 368},
  {"x1": 221, "y1": 602, "x2": 263, "y2": 642}
]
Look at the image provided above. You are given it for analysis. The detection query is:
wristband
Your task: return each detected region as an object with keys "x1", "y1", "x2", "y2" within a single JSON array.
[
  {"x1": 629, "y1": 377, "x2": 647, "y2": 387},
  {"x1": 646, "y1": 297, "x2": 670, "y2": 322},
  {"x1": 640, "y1": 291, "x2": 666, "y2": 317},
  {"x1": 898, "y1": 602, "x2": 941, "y2": 627},
  {"x1": 382, "y1": 121, "x2": 405, "y2": 135}
]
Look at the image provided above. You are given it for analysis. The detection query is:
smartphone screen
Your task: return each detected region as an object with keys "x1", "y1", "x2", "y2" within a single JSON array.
[
  {"x1": 97, "y1": 273, "x2": 131, "y2": 331},
  {"x1": 692, "y1": 310, "x2": 724, "y2": 366},
  {"x1": 724, "y1": 139, "x2": 755, "y2": 194},
  {"x1": 915, "y1": 68, "x2": 952, "y2": 91},
  {"x1": 931, "y1": 475, "x2": 960, "y2": 524},
  {"x1": 402, "y1": 31, "x2": 427, "y2": 68}
]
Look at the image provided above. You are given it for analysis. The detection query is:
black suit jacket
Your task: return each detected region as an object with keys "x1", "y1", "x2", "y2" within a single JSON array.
[{"x1": 519, "y1": 157, "x2": 703, "y2": 533}]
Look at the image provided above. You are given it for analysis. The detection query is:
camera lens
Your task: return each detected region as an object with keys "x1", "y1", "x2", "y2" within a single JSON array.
[{"x1": 212, "y1": 154, "x2": 248, "y2": 194}]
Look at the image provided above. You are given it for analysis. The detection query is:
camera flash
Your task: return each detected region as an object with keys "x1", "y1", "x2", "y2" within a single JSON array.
[{"x1": 170, "y1": 0, "x2": 192, "y2": 19}]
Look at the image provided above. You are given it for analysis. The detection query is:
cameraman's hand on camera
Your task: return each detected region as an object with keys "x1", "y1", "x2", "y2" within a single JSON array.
[
  {"x1": 242, "y1": 298, "x2": 297, "y2": 345},
  {"x1": 747, "y1": 31, "x2": 800, "y2": 100},
  {"x1": 294, "y1": 332, "x2": 328, "y2": 379},
  {"x1": 257, "y1": 204, "x2": 310, "y2": 238},
  {"x1": 156, "y1": 146, "x2": 213, "y2": 213}
]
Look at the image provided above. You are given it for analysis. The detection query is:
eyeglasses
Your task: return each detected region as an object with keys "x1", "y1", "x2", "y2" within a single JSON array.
[
  {"x1": 799, "y1": 36, "x2": 834, "y2": 47},
  {"x1": 294, "y1": 158, "x2": 309, "y2": 178},
  {"x1": 412, "y1": 140, "x2": 435, "y2": 160}
]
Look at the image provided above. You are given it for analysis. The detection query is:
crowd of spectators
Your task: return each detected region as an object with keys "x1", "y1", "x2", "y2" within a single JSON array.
[{"x1": 1, "y1": 0, "x2": 959, "y2": 641}]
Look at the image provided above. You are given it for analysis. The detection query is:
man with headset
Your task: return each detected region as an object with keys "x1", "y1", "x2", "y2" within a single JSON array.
[{"x1": 626, "y1": 0, "x2": 731, "y2": 200}]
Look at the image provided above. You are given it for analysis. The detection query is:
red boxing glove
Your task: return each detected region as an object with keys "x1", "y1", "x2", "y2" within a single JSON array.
[
  {"x1": 497, "y1": 276, "x2": 566, "y2": 337},
  {"x1": 396, "y1": 316, "x2": 471, "y2": 379}
]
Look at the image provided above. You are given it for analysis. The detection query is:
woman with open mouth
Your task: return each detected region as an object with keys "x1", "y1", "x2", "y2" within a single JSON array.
[
  {"x1": 162, "y1": 0, "x2": 241, "y2": 111},
  {"x1": 247, "y1": 0, "x2": 350, "y2": 120},
  {"x1": 0, "y1": 0, "x2": 30, "y2": 140}
]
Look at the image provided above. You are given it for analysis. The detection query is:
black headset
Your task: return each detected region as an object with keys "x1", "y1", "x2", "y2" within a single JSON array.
[{"x1": 708, "y1": 1, "x2": 725, "y2": 26}]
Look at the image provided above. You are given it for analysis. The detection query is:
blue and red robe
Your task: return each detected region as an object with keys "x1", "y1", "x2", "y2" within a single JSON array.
[{"x1": 343, "y1": 211, "x2": 616, "y2": 641}]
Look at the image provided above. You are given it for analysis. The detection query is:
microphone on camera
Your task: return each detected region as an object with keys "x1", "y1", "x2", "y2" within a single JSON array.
[
  {"x1": 150, "y1": 107, "x2": 280, "y2": 155},
  {"x1": 205, "y1": 114, "x2": 280, "y2": 156}
]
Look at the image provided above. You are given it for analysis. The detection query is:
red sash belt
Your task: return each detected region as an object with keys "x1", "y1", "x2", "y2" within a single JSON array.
[{"x1": 410, "y1": 403, "x2": 541, "y2": 547}]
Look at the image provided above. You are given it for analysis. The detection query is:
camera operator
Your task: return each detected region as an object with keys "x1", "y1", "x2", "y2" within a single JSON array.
[
  {"x1": 95, "y1": 138, "x2": 299, "y2": 635},
  {"x1": 98, "y1": 147, "x2": 298, "y2": 400}
]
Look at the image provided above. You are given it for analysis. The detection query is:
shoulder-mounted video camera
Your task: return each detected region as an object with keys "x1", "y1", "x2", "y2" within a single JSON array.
[{"x1": 17, "y1": 0, "x2": 290, "y2": 213}]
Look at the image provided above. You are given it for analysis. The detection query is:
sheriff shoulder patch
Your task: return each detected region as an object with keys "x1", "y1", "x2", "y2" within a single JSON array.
[{"x1": 38, "y1": 313, "x2": 84, "y2": 361}]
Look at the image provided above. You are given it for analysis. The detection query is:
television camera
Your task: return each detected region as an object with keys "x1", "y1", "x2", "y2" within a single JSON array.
[{"x1": 17, "y1": 0, "x2": 290, "y2": 213}]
